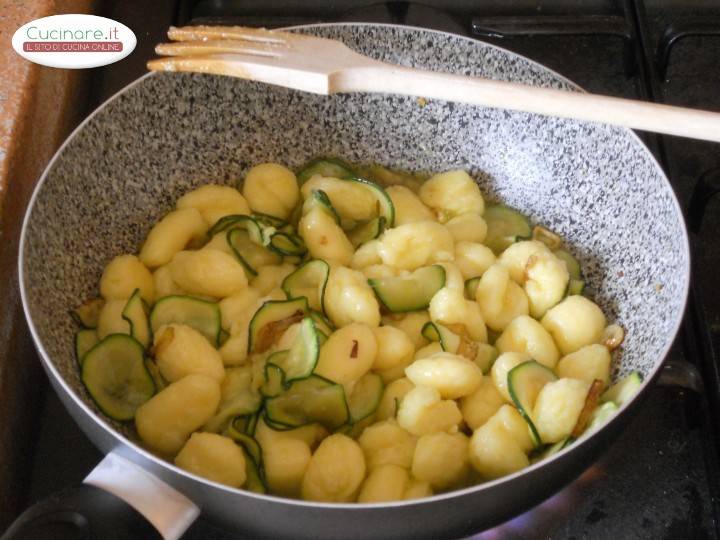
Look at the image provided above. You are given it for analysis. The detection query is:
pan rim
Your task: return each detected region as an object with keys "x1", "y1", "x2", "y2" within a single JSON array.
[{"x1": 18, "y1": 21, "x2": 691, "y2": 510}]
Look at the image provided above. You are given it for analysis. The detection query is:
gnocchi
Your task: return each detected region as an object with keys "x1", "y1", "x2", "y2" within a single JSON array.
[{"x1": 74, "y1": 158, "x2": 626, "y2": 503}]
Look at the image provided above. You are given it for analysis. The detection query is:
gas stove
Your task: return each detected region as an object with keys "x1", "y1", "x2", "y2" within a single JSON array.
[{"x1": 20, "y1": 1, "x2": 720, "y2": 538}]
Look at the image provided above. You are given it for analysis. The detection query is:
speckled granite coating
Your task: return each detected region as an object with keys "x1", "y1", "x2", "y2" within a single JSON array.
[{"x1": 22, "y1": 24, "x2": 687, "y2": 442}]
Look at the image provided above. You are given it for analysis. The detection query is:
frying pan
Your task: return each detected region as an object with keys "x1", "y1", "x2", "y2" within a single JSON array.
[{"x1": 10, "y1": 23, "x2": 689, "y2": 540}]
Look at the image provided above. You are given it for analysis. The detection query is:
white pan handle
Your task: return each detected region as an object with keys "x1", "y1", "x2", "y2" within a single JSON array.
[{"x1": 84, "y1": 452, "x2": 200, "y2": 540}]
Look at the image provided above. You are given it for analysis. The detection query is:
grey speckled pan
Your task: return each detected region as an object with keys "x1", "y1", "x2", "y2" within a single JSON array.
[{"x1": 18, "y1": 23, "x2": 689, "y2": 540}]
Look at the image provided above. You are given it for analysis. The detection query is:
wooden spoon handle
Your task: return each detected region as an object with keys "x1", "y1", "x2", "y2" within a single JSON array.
[{"x1": 334, "y1": 65, "x2": 720, "y2": 143}]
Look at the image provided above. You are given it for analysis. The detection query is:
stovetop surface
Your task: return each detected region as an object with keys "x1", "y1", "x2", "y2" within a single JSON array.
[{"x1": 20, "y1": 1, "x2": 720, "y2": 538}]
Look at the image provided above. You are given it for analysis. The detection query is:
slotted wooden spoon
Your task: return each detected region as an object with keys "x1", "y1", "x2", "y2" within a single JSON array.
[{"x1": 148, "y1": 25, "x2": 720, "y2": 143}]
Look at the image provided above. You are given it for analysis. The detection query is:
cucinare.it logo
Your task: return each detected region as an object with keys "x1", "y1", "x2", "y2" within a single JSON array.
[{"x1": 12, "y1": 14, "x2": 136, "y2": 69}]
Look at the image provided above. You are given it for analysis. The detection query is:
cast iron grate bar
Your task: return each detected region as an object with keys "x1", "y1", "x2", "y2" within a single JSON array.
[
  {"x1": 471, "y1": 15, "x2": 636, "y2": 77},
  {"x1": 656, "y1": 17, "x2": 720, "y2": 80}
]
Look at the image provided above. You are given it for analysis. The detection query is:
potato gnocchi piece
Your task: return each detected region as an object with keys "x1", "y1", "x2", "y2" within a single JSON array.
[
  {"x1": 302, "y1": 175, "x2": 378, "y2": 221},
  {"x1": 250, "y1": 263, "x2": 295, "y2": 296},
  {"x1": 358, "y1": 420, "x2": 417, "y2": 470},
  {"x1": 96, "y1": 299, "x2": 130, "y2": 339},
  {"x1": 491, "y1": 352, "x2": 532, "y2": 402},
  {"x1": 139, "y1": 208, "x2": 208, "y2": 268},
  {"x1": 413, "y1": 342, "x2": 444, "y2": 360},
  {"x1": 351, "y1": 239, "x2": 382, "y2": 269},
  {"x1": 404, "y1": 479, "x2": 433, "y2": 500},
  {"x1": 397, "y1": 386, "x2": 462, "y2": 436},
  {"x1": 405, "y1": 352, "x2": 483, "y2": 399},
  {"x1": 315, "y1": 323, "x2": 377, "y2": 389},
  {"x1": 419, "y1": 170, "x2": 484, "y2": 220},
  {"x1": 524, "y1": 252, "x2": 569, "y2": 318},
  {"x1": 358, "y1": 464, "x2": 410, "y2": 503},
  {"x1": 170, "y1": 250, "x2": 247, "y2": 298},
  {"x1": 475, "y1": 264, "x2": 529, "y2": 332},
  {"x1": 135, "y1": 374, "x2": 221, "y2": 455},
  {"x1": 382, "y1": 311, "x2": 431, "y2": 351},
  {"x1": 176, "y1": 184, "x2": 251, "y2": 227},
  {"x1": 429, "y1": 288, "x2": 487, "y2": 342},
  {"x1": 100, "y1": 254, "x2": 155, "y2": 303},
  {"x1": 533, "y1": 378, "x2": 591, "y2": 443},
  {"x1": 445, "y1": 212, "x2": 488, "y2": 243},
  {"x1": 264, "y1": 438, "x2": 312, "y2": 497},
  {"x1": 435, "y1": 262, "x2": 465, "y2": 291},
  {"x1": 175, "y1": 432, "x2": 246, "y2": 488},
  {"x1": 461, "y1": 376, "x2": 507, "y2": 430},
  {"x1": 154, "y1": 324, "x2": 225, "y2": 382},
  {"x1": 362, "y1": 264, "x2": 398, "y2": 280},
  {"x1": 541, "y1": 296, "x2": 607, "y2": 356},
  {"x1": 372, "y1": 326, "x2": 415, "y2": 372},
  {"x1": 377, "y1": 221, "x2": 455, "y2": 270},
  {"x1": 498, "y1": 240, "x2": 551, "y2": 284},
  {"x1": 495, "y1": 315, "x2": 560, "y2": 369},
  {"x1": 557, "y1": 344, "x2": 612, "y2": 388},
  {"x1": 376, "y1": 378, "x2": 415, "y2": 421},
  {"x1": 219, "y1": 288, "x2": 262, "y2": 332},
  {"x1": 153, "y1": 265, "x2": 185, "y2": 299},
  {"x1": 242, "y1": 163, "x2": 299, "y2": 220},
  {"x1": 202, "y1": 232, "x2": 234, "y2": 254},
  {"x1": 386, "y1": 185, "x2": 436, "y2": 225},
  {"x1": 301, "y1": 434, "x2": 366, "y2": 502},
  {"x1": 255, "y1": 418, "x2": 328, "y2": 451},
  {"x1": 324, "y1": 266, "x2": 381, "y2": 328},
  {"x1": 412, "y1": 432, "x2": 470, "y2": 491},
  {"x1": 454, "y1": 242, "x2": 496, "y2": 280},
  {"x1": 469, "y1": 421, "x2": 529, "y2": 480},
  {"x1": 484, "y1": 404, "x2": 533, "y2": 453},
  {"x1": 299, "y1": 208, "x2": 354, "y2": 266}
]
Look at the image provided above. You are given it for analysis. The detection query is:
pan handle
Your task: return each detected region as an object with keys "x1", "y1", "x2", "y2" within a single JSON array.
[{"x1": 2, "y1": 452, "x2": 200, "y2": 540}]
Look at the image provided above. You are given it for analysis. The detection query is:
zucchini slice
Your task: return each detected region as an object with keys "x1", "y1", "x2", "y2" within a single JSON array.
[
  {"x1": 309, "y1": 310, "x2": 334, "y2": 336},
  {"x1": 227, "y1": 424, "x2": 263, "y2": 467},
  {"x1": 243, "y1": 454, "x2": 267, "y2": 494},
  {"x1": 203, "y1": 389, "x2": 262, "y2": 434},
  {"x1": 71, "y1": 297, "x2": 104, "y2": 329},
  {"x1": 248, "y1": 297, "x2": 310, "y2": 354},
  {"x1": 302, "y1": 190, "x2": 341, "y2": 224},
  {"x1": 421, "y1": 322, "x2": 461, "y2": 353},
  {"x1": 586, "y1": 401, "x2": 619, "y2": 434},
  {"x1": 348, "y1": 372, "x2": 384, "y2": 423},
  {"x1": 226, "y1": 228, "x2": 281, "y2": 278},
  {"x1": 75, "y1": 329, "x2": 99, "y2": 366},
  {"x1": 252, "y1": 212, "x2": 287, "y2": 230},
  {"x1": 507, "y1": 360, "x2": 558, "y2": 447},
  {"x1": 144, "y1": 359, "x2": 167, "y2": 392},
  {"x1": 297, "y1": 157, "x2": 357, "y2": 184},
  {"x1": 534, "y1": 436, "x2": 574, "y2": 462},
  {"x1": 369, "y1": 265, "x2": 446, "y2": 312},
  {"x1": 268, "y1": 232, "x2": 307, "y2": 257},
  {"x1": 282, "y1": 259, "x2": 330, "y2": 313},
  {"x1": 464, "y1": 277, "x2": 481, "y2": 300},
  {"x1": 81, "y1": 334, "x2": 155, "y2": 421},
  {"x1": 347, "y1": 176, "x2": 395, "y2": 228},
  {"x1": 226, "y1": 422, "x2": 266, "y2": 494},
  {"x1": 601, "y1": 371, "x2": 642, "y2": 406},
  {"x1": 348, "y1": 216, "x2": 386, "y2": 247},
  {"x1": 150, "y1": 295, "x2": 221, "y2": 346},
  {"x1": 208, "y1": 214, "x2": 264, "y2": 245},
  {"x1": 261, "y1": 360, "x2": 287, "y2": 398},
  {"x1": 265, "y1": 375, "x2": 349, "y2": 430},
  {"x1": 483, "y1": 205, "x2": 532, "y2": 254},
  {"x1": 553, "y1": 249, "x2": 582, "y2": 280},
  {"x1": 566, "y1": 279, "x2": 586, "y2": 297},
  {"x1": 230, "y1": 413, "x2": 259, "y2": 437},
  {"x1": 122, "y1": 289, "x2": 151, "y2": 348},
  {"x1": 269, "y1": 318, "x2": 319, "y2": 382}
]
